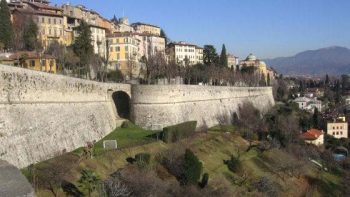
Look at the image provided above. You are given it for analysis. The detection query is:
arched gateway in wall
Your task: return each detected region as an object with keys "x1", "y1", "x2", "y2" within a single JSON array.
[{"x1": 111, "y1": 91, "x2": 131, "y2": 120}]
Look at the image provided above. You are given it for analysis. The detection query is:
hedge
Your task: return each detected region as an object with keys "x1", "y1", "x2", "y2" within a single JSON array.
[{"x1": 162, "y1": 121, "x2": 197, "y2": 143}]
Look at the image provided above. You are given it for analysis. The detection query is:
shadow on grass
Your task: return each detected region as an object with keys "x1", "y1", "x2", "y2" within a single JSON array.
[{"x1": 305, "y1": 175, "x2": 343, "y2": 196}]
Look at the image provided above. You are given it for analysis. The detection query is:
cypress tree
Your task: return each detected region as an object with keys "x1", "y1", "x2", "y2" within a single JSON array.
[
  {"x1": 73, "y1": 20, "x2": 93, "y2": 78},
  {"x1": 219, "y1": 44, "x2": 228, "y2": 67},
  {"x1": 183, "y1": 149, "x2": 202, "y2": 185},
  {"x1": 23, "y1": 18, "x2": 39, "y2": 51},
  {"x1": 0, "y1": 0, "x2": 14, "y2": 50}
]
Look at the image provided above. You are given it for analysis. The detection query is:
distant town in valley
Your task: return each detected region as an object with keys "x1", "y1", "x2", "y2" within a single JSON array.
[{"x1": 1, "y1": 0, "x2": 350, "y2": 197}]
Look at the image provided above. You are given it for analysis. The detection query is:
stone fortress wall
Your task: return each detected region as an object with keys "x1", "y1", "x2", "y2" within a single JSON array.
[
  {"x1": 0, "y1": 65, "x2": 130, "y2": 168},
  {"x1": 0, "y1": 64, "x2": 274, "y2": 168},
  {"x1": 131, "y1": 85, "x2": 274, "y2": 130}
]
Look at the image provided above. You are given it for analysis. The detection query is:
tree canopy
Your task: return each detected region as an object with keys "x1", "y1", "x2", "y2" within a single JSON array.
[
  {"x1": 219, "y1": 44, "x2": 228, "y2": 67},
  {"x1": 0, "y1": 0, "x2": 14, "y2": 50}
]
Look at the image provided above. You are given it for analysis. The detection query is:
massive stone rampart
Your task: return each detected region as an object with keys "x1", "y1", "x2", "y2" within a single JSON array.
[
  {"x1": 0, "y1": 64, "x2": 274, "y2": 168},
  {"x1": 0, "y1": 65, "x2": 130, "y2": 168},
  {"x1": 131, "y1": 85, "x2": 275, "y2": 130}
]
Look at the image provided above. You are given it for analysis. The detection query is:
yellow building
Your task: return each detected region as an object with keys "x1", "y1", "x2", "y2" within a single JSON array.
[
  {"x1": 239, "y1": 53, "x2": 268, "y2": 82},
  {"x1": 0, "y1": 51, "x2": 57, "y2": 73},
  {"x1": 108, "y1": 32, "x2": 141, "y2": 79},
  {"x1": 10, "y1": 1, "x2": 65, "y2": 48}
]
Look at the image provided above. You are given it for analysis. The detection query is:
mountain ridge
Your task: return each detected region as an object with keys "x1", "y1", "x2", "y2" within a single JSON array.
[{"x1": 265, "y1": 46, "x2": 350, "y2": 76}]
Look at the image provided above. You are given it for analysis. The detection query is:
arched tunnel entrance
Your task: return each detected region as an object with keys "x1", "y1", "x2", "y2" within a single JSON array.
[{"x1": 112, "y1": 91, "x2": 131, "y2": 120}]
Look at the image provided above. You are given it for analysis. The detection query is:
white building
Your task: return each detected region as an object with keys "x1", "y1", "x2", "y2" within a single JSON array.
[
  {"x1": 327, "y1": 119, "x2": 348, "y2": 139},
  {"x1": 294, "y1": 97, "x2": 322, "y2": 112},
  {"x1": 166, "y1": 42, "x2": 203, "y2": 66},
  {"x1": 301, "y1": 129, "x2": 324, "y2": 146}
]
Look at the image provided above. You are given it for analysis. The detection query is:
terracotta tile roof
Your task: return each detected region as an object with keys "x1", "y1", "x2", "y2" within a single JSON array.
[
  {"x1": 301, "y1": 129, "x2": 323, "y2": 141},
  {"x1": 25, "y1": 1, "x2": 62, "y2": 11}
]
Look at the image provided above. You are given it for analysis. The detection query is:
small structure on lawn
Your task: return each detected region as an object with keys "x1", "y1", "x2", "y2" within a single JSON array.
[{"x1": 103, "y1": 140, "x2": 118, "y2": 150}]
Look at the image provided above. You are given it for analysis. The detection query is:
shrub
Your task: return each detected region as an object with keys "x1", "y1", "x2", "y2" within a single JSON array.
[
  {"x1": 199, "y1": 173, "x2": 209, "y2": 188},
  {"x1": 135, "y1": 153, "x2": 151, "y2": 167},
  {"x1": 182, "y1": 149, "x2": 202, "y2": 185},
  {"x1": 126, "y1": 157, "x2": 136, "y2": 164},
  {"x1": 162, "y1": 121, "x2": 197, "y2": 143},
  {"x1": 224, "y1": 155, "x2": 241, "y2": 173}
]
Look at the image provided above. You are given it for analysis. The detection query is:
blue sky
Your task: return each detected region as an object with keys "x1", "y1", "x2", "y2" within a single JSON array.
[{"x1": 51, "y1": 0, "x2": 350, "y2": 59}]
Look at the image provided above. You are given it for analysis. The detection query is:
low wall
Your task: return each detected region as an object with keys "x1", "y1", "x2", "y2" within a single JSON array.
[
  {"x1": 131, "y1": 85, "x2": 275, "y2": 130},
  {"x1": 0, "y1": 65, "x2": 131, "y2": 168}
]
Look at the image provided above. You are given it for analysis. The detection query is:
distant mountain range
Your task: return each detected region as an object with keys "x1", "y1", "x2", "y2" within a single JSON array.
[{"x1": 265, "y1": 46, "x2": 350, "y2": 76}]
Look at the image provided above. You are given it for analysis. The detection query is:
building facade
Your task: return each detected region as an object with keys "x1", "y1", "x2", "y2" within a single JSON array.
[
  {"x1": 227, "y1": 53, "x2": 238, "y2": 68},
  {"x1": 131, "y1": 22, "x2": 161, "y2": 36},
  {"x1": 10, "y1": 1, "x2": 65, "y2": 48},
  {"x1": 108, "y1": 32, "x2": 141, "y2": 78},
  {"x1": 327, "y1": 117, "x2": 348, "y2": 139},
  {"x1": 61, "y1": 4, "x2": 108, "y2": 57},
  {"x1": 0, "y1": 51, "x2": 57, "y2": 73},
  {"x1": 238, "y1": 53, "x2": 268, "y2": 80},
  {"x1": 166, "y1": 42, "x2": 203, "y2": 66}
]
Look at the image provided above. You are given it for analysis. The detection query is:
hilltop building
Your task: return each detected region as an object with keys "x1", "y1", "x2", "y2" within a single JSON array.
[
  {"x1": 166, "y1": 42, "x2": 203, "y2": 66},
  {"x1": 294, "y1": 96, "x2": 322, "y2": 112},
  {"x1": 107, "y1": 17, "x2": 166, "y2": 78},
  {"x1": 238, "y1": 53, "x2": 269, "y2": 82},
  {"x1": 227, "y1": 53, "x2": 238, "y2": 68},
  {"x1": 131, "y1": 22, "x2": 161, "y2": 36},
  {"x1": 61, "y1": 4, "x2": 112, "y2": 56},
  {"x1": 327, "y1": 116, "x2": 348, "y2": 139},
  {"x1": 9, "y1": 0, "x2": 65, "y2": 48}
]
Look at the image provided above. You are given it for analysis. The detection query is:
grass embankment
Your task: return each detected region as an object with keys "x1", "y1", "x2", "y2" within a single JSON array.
[{"x1": 23, "y1": 124, "x2": 344, "y2": 197}]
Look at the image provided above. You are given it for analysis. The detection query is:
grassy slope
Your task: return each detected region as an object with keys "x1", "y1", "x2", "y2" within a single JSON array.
[{"x1": 25, "y1": 126, "x2": 343, "y2": 197}]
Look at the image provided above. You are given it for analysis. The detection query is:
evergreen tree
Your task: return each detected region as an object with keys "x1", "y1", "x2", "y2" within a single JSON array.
[
  {"x1": 312, "y1": 108, "x2": 320, "y2": 128},
  {"x1": 0, "y1": 0, "x2": 14, "y2": 50},
  {"x1": 23, "y1": 18, "x2": 39, "y2": 51},
  {"x1": 219, "y1": 44, "x2": 228, "y2": 67},
  {"x1": 203, "y1": 45, "x2": 219, "y2": 65},
  {"x1": 267, "y1": 73, "x2": 271, "y2": 86},
  {"x1": 183, "y1": 149, "x2": 202, "y2": 185},
  {"x1": 160, "y1": 29, "x2": 170, "y2": 45},
  {"x1": 325, "y1": 74, "x2": 330, "y2": 86},
  {"x1": 73, "y1": 20, "x2": 93, "y2": 78}
]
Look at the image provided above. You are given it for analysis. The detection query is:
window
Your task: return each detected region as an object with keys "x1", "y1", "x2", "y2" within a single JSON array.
[
  {"x1": 49, "y1": 29, "x2": 52, "y2": 35},
  {"x1": 42, "y1": 17, "x2": 44, "y2": 23},
  {"x1": 110, "y1": 47, "x2": 113, "y2": 52},
  {"x1": 117, "y1": 53, "x2": 120, "y2": 60},
  {"x1": 48, "y1": 18, "x2": 51, "y2": 24},
  {"x1": 125, "y1": 46, "x2": 128, "y2": 51},
  {"x1": 54, "y1": 18, "x2": 56, "y2": 24},
  {"x1": 116, "y1": 46, "x2": 120, "y2": 52},
  {"x1": 30, "y1": 60, "x2": 35, "y2": 67},
  {"x1": 333, "y1": 132, "x2": 335, "y2": 135},
  {"x1": 125, "y1": 53, "x2": 129, "y2": 59}
]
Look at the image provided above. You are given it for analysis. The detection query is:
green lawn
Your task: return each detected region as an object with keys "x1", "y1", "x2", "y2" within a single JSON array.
[{"x1": 92, "y1": 122, "x2": 161, "y2": 155}]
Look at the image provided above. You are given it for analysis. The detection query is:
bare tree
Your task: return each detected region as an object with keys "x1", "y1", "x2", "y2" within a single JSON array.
[{"x1": 104, "y1": 176, "x2": 131, "y2": 197}]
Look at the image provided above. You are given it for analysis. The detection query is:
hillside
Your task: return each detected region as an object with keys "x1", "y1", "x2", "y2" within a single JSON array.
[
  {"x1": 265, "y1": 46, "x2": 350, "y2": 76},
  {"x1": 21, "y1": 125, "x2": 343, "y2": 197}
]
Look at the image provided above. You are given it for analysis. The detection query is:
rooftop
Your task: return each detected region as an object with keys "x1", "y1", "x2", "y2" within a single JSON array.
[
  {"x1": 301, "y1": 129, "x2": 323, "y2": 141},
  {"x1": 131, "y1": 22, "x2": 160, "y2": 29}
]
